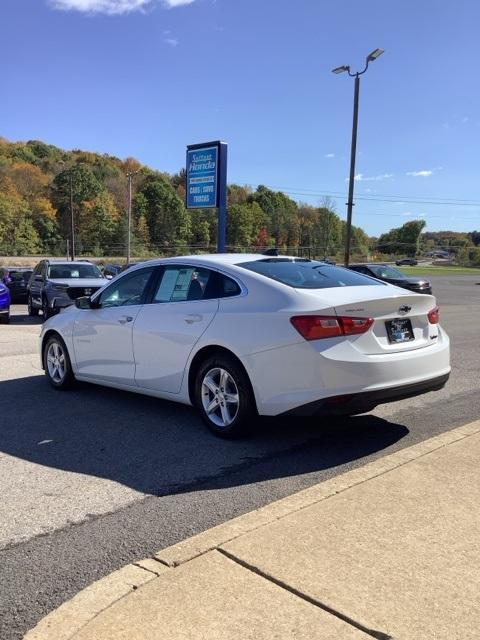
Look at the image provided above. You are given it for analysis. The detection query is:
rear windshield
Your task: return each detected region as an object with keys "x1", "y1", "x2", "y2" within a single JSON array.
[
  {"x1": 368, "y1": 265, "x2": 406, "y2": 280},
  {"x1": 48, "y1": 264, "x2": 103, "y2": 279},
  {"x1": 237, "y1": 259, "x2": 384, "y2": 289},
  {"x1": 10, "y1": 270, "x2": 32, "y2": 281}
]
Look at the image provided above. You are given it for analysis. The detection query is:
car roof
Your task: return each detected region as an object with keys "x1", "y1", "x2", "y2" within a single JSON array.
[
  {"x1": 349, "y1": 263, "x2": 388, "y2": 267},
  {"x1": 45, "y1": 260, "x2": 96, "y2": 266},
  {"x1": 137, "y1": 253, "x2": 315, "y2": 269},
  {"x1": 4, "y1": 266, "x2": 33, "y2": 270}
]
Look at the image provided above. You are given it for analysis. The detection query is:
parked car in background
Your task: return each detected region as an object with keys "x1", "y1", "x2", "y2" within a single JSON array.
[
  {"x1": 102, "y1": 264, "x2": 123, "y2": 279},
  {"x1": 0, "y1": 281, "x2": 11, "y2": 323},
  {"x1": 39, "y1": 254, "x2": 449, "y2": 438},
  {"x1": 28, "y1": 260, "x2": 106, "y2": 319},
  {"x1": 0, "y1": 266, "x2": 12, "y2": 286},
  {"x1": 3, "y1": 268, "x2": 33, "y2": 302},
  {"x1": 348, "y1": 263, "x2": 432, "y2": 295},
  {"x1": 395, "y1": 258, "x2": 418, "y2": 266}
]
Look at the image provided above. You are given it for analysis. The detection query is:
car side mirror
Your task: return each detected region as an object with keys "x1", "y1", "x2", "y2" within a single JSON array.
[
  {"x1": 75, "y1": 296, "x2": 98, "y2": 310},
  {"x1": 105, "y1": 274, "x2": 113, "y2": 280}
]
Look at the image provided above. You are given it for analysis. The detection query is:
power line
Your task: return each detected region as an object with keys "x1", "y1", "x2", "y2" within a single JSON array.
[{"x1": 262, "y1": 184, "x2": 480, "y2": 207}]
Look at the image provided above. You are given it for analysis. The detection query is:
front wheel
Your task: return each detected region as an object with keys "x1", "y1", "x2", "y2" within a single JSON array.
[
  {"x1": 195, "y1": 355, "x2": 256, "y2": 438},
  {"x1": 43, "y1": 335, "x2": 76, "y2": 389},
  {"x1": 42, "y1": 296, "x2": 52, "y2": 320},
  {"x1": 28, "y1": 294, "x2": 39, "y2": 317},
  {"x1": 0, "y1": 312, "x2": 9, "y2": 324}
]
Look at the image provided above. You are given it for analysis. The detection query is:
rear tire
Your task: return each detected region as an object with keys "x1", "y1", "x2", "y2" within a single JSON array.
[
  {"x1": 0, "y1": 313, "x2": 9, "y2": 324},
  {"x1": 195, "y1": 354, "x2": 256, "y2": 439},
  {"x1": 43, "y1": 335, "x2": 76, "y2": 390},
  {"x1": 28, "y1": 294, "x2": 39, "y2": 317}
]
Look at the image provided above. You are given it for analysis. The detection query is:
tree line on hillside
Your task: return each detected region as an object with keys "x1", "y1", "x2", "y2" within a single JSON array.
[{"x1": 0, "y1": 138, "x2": 479, "y2": 265}]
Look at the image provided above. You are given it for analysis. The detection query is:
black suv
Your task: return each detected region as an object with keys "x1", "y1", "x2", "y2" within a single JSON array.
[
  {"x1": 0, "y1": 267, "x2": 33, "y2": 302},
  {"x1": 347, "y1": 263, "x2": 432, "y2": 295},
  {"x1": 28, "y1": 260, "x2": 106, "y2": 319}
]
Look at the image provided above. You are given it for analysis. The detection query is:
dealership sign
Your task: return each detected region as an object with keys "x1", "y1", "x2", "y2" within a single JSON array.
[
  {"x1": 186, "y1": 144, "x2": 219, "y2": 209},
  {"x1": 186, "y1": 141, "x2": 228, "y2": 252}
]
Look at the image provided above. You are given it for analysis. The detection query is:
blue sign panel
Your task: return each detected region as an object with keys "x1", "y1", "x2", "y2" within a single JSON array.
[{"x1": 186, "y1": 144, "x2": 218, "y2": 209}]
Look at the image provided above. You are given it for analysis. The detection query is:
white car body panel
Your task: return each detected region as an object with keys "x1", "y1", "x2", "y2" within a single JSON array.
[
  {"x1": 72, "y1": 305, "x2": 143, "y2": 384},
  {"x1": 39, "y1": 254, "x2": 451, "y2": 418},
  {"x1": 133, "y1": 298, "x2": 219, "y2": 394}
]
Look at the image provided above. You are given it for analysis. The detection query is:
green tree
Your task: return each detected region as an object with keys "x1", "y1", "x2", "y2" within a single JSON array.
[
  {"x1": 397, "y1": 220, "x2": 426, "y2": 256},
  {"x1": 140, "y1": 175, "x2": 191, "y2": 246},
  {"x1": 227, "y1": 202, "x2": 266, "y2": 248}
]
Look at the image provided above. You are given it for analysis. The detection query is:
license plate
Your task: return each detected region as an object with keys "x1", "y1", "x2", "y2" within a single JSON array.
[{"x1": 386, "y1": 318, "x2": 414, "y2": 343}]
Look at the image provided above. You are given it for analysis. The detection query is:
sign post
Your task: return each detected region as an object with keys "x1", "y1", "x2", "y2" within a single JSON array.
[{"x1": 186, "y1": 141, "x2": 228, "y2": 253}]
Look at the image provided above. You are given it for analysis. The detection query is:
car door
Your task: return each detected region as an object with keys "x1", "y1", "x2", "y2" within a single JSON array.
[
  {"x1": 133, "y1": 265, "x2": 220, "y2": 394},
  {"x1": 72, "y1": 266, "x2": 156, "y2": 385}
]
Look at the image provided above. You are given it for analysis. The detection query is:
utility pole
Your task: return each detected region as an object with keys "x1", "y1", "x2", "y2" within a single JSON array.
[
  {"x1": 332, "y1": 48, "x2": 384, "y2": 266},
  {"x1": 125, "y1": 171, "x2": 138, "y2": 265},
  {"x1": 69, "y1": 174, "x2": 75, "y2": 261}
]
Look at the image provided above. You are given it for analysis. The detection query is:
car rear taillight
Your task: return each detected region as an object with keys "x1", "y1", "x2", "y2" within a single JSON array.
[
  {"x1": 290, "y1": 315, "x2": 374, "y2": 341},
  {"x1": 428, "y1": 306, "x2": 439, "y2": 324},
  {"x1": 340, "y1": 316, "x2": 374, "y2": 335}
]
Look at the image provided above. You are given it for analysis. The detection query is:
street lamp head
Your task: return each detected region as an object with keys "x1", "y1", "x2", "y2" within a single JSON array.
[
  {"x1": 367, "y1": 48, "x2": 384, "y2": 62},
  {"x1": 332, "y1": 65, "x2": 350, "y2": 74}
]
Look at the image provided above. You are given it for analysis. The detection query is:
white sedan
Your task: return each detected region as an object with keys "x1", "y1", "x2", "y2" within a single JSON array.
[{"x1": 40, "y1": 254, "x2": 450, "y2": 437}]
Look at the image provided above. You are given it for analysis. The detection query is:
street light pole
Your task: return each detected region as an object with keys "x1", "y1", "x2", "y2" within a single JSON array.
[
  {"x1": 344, "y1": 74, "x2": 360, "y2": 268},
  {"x1": 332, "y1": 48, "x2": 384, "y2": 266}
]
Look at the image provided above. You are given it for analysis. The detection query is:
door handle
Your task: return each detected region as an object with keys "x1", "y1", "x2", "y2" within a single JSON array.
[
  {"x1": 118, "y1": 315, "x2": 134, "y2": 324},
  {"x1": 184, "y1": 314, "x2": 203, "y2": 324}
]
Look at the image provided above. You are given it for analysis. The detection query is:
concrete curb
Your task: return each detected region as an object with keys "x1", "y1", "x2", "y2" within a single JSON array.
[{"x1": 24, "y1": 419, "x2": 480, "y2": 640}]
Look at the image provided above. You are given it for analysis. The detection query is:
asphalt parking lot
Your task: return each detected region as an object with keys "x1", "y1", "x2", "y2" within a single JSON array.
[{"x1": 1, "y1": 275, "x2": 479, "y2": 640}]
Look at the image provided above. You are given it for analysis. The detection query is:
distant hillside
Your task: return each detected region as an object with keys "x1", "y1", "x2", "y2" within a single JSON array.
[{"x1": 0, "y1": 137, "x2": 478, "y2": 264}]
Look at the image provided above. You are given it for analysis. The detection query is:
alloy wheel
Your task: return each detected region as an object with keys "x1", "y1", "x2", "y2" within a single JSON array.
[
  {"x1": 201, "y1": 367, "x2": 240, "y2": 428},
  {"x1": 46, "y1": 342, "x2": 66, "y2": 384}
]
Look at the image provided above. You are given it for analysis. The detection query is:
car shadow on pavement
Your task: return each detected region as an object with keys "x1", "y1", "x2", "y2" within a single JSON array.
[
  {"x1": 0, "y1": 374, "x2": 409, "y2": 497},
  {"x1": 8, "y1": 311, "x2": 43, "y2": 326}
]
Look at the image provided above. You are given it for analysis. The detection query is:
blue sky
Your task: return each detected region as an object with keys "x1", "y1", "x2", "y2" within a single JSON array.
[{"x1": 1, "y1": 0, "x2": 479, "y2": 235}]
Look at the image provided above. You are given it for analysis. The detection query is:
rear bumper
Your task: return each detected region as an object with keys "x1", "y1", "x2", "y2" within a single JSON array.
[
  {"x1": 282, "y1": 372, "x2": 449, "y2": 417},
  {"x1": 242, "y1": 326, "x2": 450, "y2": 416}
]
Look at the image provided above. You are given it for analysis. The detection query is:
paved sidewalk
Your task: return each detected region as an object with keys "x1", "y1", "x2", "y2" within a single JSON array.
[{"x1": 26, "y1": 420, "x2": 480, "y2": 640}]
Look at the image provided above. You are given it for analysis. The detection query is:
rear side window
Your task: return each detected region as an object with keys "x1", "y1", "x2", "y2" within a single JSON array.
[
  {"x1": 237, "y1": 259, "x2": 384, "y2": 289},
  {"x1": 152, "y1": 267, "x2": 242, "y2": 302},
  {"x1": 153, "y1": 266, "x2": 214, "y2": 303},
  {"x1": 218, "y1": 273, "x2": 241, "y2": 297}
]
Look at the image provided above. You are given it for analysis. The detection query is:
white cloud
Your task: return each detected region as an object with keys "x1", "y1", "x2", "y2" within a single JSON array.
[
  {"x1": 48, "y1": 0, "x2": 196, "y2": 13},
  {"x1": 48, "y1": 0, "x2": 152, "y2": 13},
  {"x1": 406, "y1": 170, "x2": 433, "y2": 177},
  {"x1": 324, "y1": 153, "x2": 335, "y2": 158},
  {"x1": 165, "y1": 37, "x2": 178, "y2": 46},
  {"x1": 164, "y1": 0, "x2": 195, "y2": 5},
  {"x1": 353, "y1": 173, "x2": 394, "y2": 182},
  {"x1": 402, "y1": 211, "x2": 427, "y2": 217}
]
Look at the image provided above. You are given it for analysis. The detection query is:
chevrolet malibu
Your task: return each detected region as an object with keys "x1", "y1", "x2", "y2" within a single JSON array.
[{"x1": 39, "y1": 255, "x2": 450, "y2": 437}]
